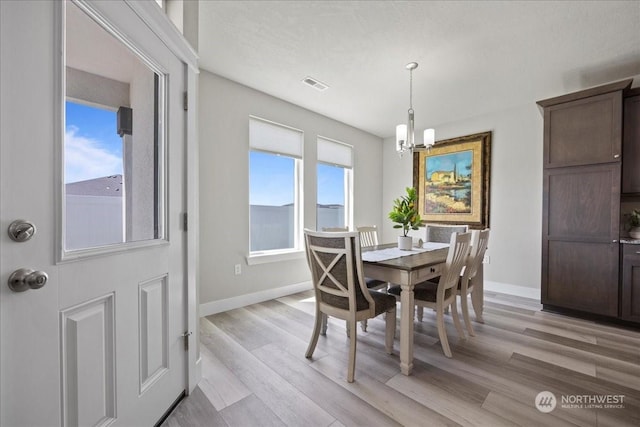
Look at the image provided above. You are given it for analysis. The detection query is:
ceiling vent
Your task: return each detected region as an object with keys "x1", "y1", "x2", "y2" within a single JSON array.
[{"x1": 302, "y1": 76, "x2": 329, "y2": 92}]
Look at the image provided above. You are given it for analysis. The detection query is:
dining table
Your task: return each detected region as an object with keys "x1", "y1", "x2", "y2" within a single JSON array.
[{"x1": 361, "y1": 242, "x2": 484, "y2": 375}]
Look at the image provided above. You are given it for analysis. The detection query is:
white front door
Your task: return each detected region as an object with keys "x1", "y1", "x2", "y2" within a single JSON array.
[{"x1": 1, "y1": 1, "x2": 193, "y2": 425}]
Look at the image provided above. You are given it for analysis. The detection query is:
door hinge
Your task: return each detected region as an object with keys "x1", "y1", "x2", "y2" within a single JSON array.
[
  {"x1": 183, "y1": 92, "x2": 188, "y2": 111},
  {"x1": 183, "y1": 212, "x2": 188, "y2": 231},
  {"x1": 182, "y1": 331, "x2": 192, "y2": 351}
]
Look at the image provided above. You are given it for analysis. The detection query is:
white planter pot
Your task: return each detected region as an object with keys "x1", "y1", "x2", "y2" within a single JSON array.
[
  {"x1": 630, "y1": 227, "x2": 640, "y2": 239},
  {"x1": 398, "y1": 235, "x2": 412, "y2": 250}
]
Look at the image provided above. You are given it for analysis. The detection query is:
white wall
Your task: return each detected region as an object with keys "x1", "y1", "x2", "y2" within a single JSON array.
[
  {"x1": 199, "y1": 71, "x2": 383, "y2": 310},
  {"x1": 382, "y1": 103, "x2": 544, "y2": 294}
]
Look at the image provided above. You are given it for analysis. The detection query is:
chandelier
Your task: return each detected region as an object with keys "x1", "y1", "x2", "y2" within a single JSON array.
[{"x1": 395, "y1": 62, "x2": 435, "y2": 156}]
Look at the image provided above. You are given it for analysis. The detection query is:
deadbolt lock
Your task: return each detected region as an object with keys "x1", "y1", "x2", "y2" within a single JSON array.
[{"x1": 8, "y1": 220, "x2": 36, "y2": 242}]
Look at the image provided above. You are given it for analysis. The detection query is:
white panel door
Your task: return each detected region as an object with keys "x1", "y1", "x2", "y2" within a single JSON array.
[{"x1": 0, "y1": 1, "x2": 189, "y2": 425}]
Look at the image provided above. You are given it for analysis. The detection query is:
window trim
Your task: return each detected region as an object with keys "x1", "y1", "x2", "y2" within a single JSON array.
[
  {"x1": 246, "y1": 248, "x2": 306, "y2": 266},
  {"x1": 59, "y1": 0, "x2": 169, "y2": 263},
  {"x1": 247, "y1": 151, "x2": 304, "y2": 259},
  {"x1": 248, "y1": 117, "x2": 304, "y2": 259}
]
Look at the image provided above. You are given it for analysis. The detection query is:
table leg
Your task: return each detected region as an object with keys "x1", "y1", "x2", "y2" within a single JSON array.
[
  {"x1": 399, "y1": 284, "x2": 414, "y2": 375},
  {"x1": 471, "y1": 264, "x2": 484, "y2": 323}
]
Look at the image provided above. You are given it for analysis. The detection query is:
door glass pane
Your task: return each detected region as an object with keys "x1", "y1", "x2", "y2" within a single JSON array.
[{"x1": 64, "y1": 1, "x2": 164, "y2": 252}]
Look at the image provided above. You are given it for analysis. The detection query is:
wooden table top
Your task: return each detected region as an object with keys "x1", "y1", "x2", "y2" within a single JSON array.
[{"x1": 361, "y1": 243, "x2": 448, "y2": 271}]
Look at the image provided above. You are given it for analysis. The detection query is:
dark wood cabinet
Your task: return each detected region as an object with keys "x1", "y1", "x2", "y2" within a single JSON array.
[
  {"x1": 621, "y1": 244, "x2": 640, "y2": 322},
  {"x1": 542, "y1": 92, "x2": 623, "y2": 168},
  {"x1": 538, "y1": 80, "x2": 632, "y2": 319},
  {"x1": 622, "y1": 94, "x2": 640, "y2": 194},
  {"x1": 542, "y1": 162, "x2": 621, "y2": 316}
]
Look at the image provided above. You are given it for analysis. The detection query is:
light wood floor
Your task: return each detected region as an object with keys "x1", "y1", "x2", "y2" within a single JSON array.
[{"x1": 162, "y1": 290, "x2": 640, "y2": 426}]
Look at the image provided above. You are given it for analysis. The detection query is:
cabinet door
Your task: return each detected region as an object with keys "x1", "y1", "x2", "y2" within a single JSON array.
[
  {"x1": 621, "y1": 245, "x2": 640, "y2": 322},
  {"x1": 622, "y1": 95, "x2": 640, "y2": 194},
  {"x1": 543, "y1": 241, "x2": 618, "y2": 316},
  {"x1": 544, "y1": 91, "x2": 623, "y2": 168},
  {"x1": 542, "y1": 164, "x2": 620, "y2": 316}
]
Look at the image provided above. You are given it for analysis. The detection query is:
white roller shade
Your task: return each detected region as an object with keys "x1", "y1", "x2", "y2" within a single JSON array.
[
  {"x1": 317, "y1": 137, "x2": 352, "y2": 168},
  {"x1": 250, "y1": 117, "x2": 303, "y2": 158}
]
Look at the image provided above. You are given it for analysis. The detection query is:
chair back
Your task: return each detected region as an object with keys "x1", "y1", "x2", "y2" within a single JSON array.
[
  {"x1": 438, "y1": 232, "x2": 472, "y2": 295},
  {"x1": 322, "y1": 227, "x2": 349, "y2": 232},
  {"x1": 463, "y1": 229, "x2": 490, "y2": 283},
  {"x1": 303, "y1": 229, "x2": 374, "y2": 317},
  {"x1": 425, "y1": 224, "x2": 469, "y2": 243},
  {"x1": 356, "y1": 225, "x2": 379, "y2": 247}
]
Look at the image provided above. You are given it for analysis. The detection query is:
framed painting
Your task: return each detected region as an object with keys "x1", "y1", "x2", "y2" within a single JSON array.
[{"x1": 413, "y1": 131, "x2": 491, "y2": 229}]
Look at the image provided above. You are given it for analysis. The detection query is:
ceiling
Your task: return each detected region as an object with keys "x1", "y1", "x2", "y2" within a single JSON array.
[{"x1": 197, "y1": 1, "x2": 640, "y2": 139}]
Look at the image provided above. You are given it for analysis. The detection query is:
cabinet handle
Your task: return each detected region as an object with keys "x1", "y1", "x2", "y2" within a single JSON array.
[
  {"x1": 612, "y1": 240, "x2": 618, "y2": 243},
  {"x1": 636, "y1": 251, "x2": 640, "y2": 255},
  {"x1": 614, "y1": 154, "x2": 620, "y2": 159}
]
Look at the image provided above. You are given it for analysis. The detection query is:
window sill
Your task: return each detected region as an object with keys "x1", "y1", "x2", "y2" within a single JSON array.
[{"x1": 246, "y1": 249, "x2": 305, "y2": 265}]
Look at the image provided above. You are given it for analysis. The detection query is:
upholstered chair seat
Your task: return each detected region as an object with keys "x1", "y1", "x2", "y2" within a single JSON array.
[{"x1": 388, "y1": 282, "x2": 453, "y2": 303}]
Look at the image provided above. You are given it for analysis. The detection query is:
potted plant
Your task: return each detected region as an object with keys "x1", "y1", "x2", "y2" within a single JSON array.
[
  {"x1": 628, "y1": 209, "x2": 640, "y2": 239},
  {"x1": 389, "y1": 187, "x2": 422, "y2": 250}
]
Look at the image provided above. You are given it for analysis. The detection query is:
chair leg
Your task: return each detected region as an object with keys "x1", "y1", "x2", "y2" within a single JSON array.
[
  {"x1": 470, "y1": 288, "x2": 484, "y2": 324},
  {"x1": 347, "y1": 319, "x2": 358, "y2": 382},
  {"x1": 306, "y1": 308, "x2": 323, "y2": 358},
  {"x1": 320, "y1": 313, "x2": 328, "y2": 336},
  {"x1": 416, "y1": 306, "x2": 424, "y2": 322},
  {"x1": 461, "y1": 293, "x2": 475, "y2": 336},
  {"x1": 450, "y1": 300, "x2": 465, "y2": 339},
  {"x1": 385, "y1": 307, "x2": 396, "y2": 354},
  {"x1": 436, "y1": 306, "x2": 452, "y2": 358},
  {"x1": 360, "y1": 319, "x2": 368, "y2": 332}
]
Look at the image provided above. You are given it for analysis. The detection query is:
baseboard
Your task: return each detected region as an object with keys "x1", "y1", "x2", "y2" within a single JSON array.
[
  {"x1": 484, "y1": 280, "x2": 539, "y2": 300},
  {"x1": 199, "y1": 281, "x2": 313, "y2": 317}
]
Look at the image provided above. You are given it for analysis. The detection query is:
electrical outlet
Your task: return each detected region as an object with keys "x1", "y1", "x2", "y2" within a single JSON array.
[
  {"x1": 234, "y1": 264, "x2": 241, "y2": 275},
  {"x1": 483, "y1": 255, "x2": 490, "y2": 264}
]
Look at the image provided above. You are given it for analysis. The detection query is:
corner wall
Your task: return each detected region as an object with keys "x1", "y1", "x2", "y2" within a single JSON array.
[
  {"x1": 198, "y1": 71, "x2": 383, "y2": 313},
  {"x1": 382, "y1": 103, "x2": 544, "y2": 295}
]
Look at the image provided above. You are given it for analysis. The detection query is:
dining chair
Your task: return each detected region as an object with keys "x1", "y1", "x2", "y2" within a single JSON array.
[
  {"x1": 357, "y1": 225, "x2": 379, "y2": 246},
  {"x1": 458, "y1": 229, "x2": 490, "y2": 336},
  {"x1": 356, "y1": 226, "x2": 387, "y2": 290},
  {"x1": 424, "y1": 224, "x2": 469, "y2": 243},
  {"x1": 421, "y1": 224, "x2": 469, "y2": 316},
  {"x1": 356, "y1": 225, "x2": 388, "y2": 331},
  {"x1": 304, "y1": 229, "x2": 397, "y2": 382},
  {"x1": 388, "y1": 231, "x2": 471, "y2": 357}
]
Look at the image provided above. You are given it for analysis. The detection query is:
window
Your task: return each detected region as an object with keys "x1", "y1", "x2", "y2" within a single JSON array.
[
  {"x1": 317, "y1": 137, "x2": 353, "y2": 230},
  {"x1": 249, "y1": 117, "x2": 303, "y2": 254}
]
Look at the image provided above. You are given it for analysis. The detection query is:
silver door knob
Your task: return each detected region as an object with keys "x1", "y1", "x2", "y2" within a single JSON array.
[{"x1": 8, "y1": 268, "x2": 48, "y2": 292}]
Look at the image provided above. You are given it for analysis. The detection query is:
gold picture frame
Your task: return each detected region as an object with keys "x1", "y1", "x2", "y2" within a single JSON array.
[{"x1": 413, "y1": 131, "x2": 491, "y2": 229}]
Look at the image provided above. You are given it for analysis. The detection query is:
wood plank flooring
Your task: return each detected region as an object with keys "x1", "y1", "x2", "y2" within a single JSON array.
[{"x1": 162, "y1": 291, "x2": 640, "y2": 426}]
